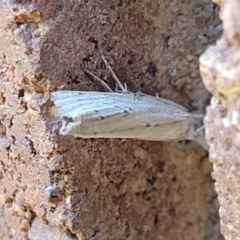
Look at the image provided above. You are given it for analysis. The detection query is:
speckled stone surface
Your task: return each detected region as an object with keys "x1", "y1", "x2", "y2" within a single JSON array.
[{"x1": 200, "y1": 0, "x2": 240, "y2": 239}]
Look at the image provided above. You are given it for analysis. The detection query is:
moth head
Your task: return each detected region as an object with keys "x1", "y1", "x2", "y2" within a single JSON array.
[{"x1": 59, "y1": 117, "x2": 82, "y2": 136}]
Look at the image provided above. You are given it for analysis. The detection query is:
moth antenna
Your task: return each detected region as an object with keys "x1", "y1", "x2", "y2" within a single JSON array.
[
  {"x1": 84, "y1": 69, "x2": 113, "y2": 92},
  {"x1": 100, "y1": 53, "x2": 127, "y2": 92}
]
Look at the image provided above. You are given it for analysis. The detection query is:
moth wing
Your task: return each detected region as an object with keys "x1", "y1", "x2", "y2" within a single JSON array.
[
  {"x1": 135, "y1": 93, "x2": 188, "y2": 112},
  {"x1": 78, "y1": 110, "x2": 192, "y2": 141},
  {"x1": 51, "y1": 91, "x2": 135, "y2": 136},
  {"x1": 51, "y1": 91, "x2": 128, "y2": 119},
  {"x1": 51, "y1": 90, "x2": 201, "y2": 142},
  {"x1": 51, "y1": 91, "x2": 192, "y2": 141}
]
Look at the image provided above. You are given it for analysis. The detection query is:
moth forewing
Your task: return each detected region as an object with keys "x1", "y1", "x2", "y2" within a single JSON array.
[
  {"x1": 51, "y1": 91, "x2": 197, "y2": 141},
  {"x1": 67, "y1": 113, "x2": 194, "y2": 141}
]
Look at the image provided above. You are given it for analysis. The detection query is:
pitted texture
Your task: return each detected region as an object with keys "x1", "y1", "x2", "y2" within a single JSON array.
[
  {"x1": 0, "y1": 0, "x2": 222, "y2": 240},
  {"x1": 200, "y1": 0, "x2": 240, "y2": 239}
]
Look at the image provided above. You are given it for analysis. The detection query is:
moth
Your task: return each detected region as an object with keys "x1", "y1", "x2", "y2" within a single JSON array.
[{"x1": 51, "y1": 54, "x2": 208, "y2": 150}]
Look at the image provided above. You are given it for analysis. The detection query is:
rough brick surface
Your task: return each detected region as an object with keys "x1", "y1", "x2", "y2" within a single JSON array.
[
  {"x1": 200, "y1": 0, "x2": 240, "y2": 239},
  {"x1": 0, "y1": 0, "x2": 222, "y2": 240}
]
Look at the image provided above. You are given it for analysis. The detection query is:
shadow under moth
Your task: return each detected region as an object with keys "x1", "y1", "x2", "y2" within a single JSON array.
[{"x1": 51, "y1": 54, "x2": 208, "y2": 150}]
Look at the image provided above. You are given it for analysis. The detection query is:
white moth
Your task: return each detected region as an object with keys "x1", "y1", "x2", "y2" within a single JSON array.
[{"x1": 51, "y1": 54, "x2": 208, "y2": 150}]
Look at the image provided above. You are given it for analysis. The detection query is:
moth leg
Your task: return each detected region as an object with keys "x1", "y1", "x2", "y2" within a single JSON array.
[
  {"x1": 114, "y1": 82, "x2": 129, "y2": 93},
  {"x1": 84, "y1": 69, "x2": 113, "y2": 92},
  {"x1": 194, "y1": 125, "x2": 209, "y2": 150},
  {"x1": 100, "y1": 54, "x2": 129, "y2": 93},
  {"x1": 195, "y1": 124, "x2": 205, "y2": 134}
]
